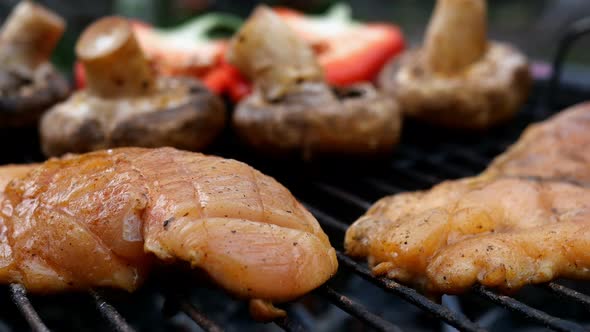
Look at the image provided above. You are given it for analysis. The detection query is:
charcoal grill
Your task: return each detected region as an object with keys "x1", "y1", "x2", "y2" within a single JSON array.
[{"x1": 2, "y1": 17, "x2": 590, "y2": 332}]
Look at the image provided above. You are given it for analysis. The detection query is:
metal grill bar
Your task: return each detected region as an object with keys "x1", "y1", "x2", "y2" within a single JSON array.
[
  {"x1": 311, "y1": 182, "x2": 372, "y2": 210},
  {"x1": 360, "y1": 177, "x2": 405, "y2": 194},
  {"x1": 301, "y1": 200, "x2": 485, "y2": 331},
  {"x1": 391, "y1": 166, "x2": 441, "y2": 187},
  {"x1": 545, "y1": 282, "x2": 590, "y2": 309},
  {"x1": 301, "y1": 203, "x2": 349, "y2": 233},
  {"x1": 439, "y1": 143, "x2": 490, "y2": 167},
  {"x1": 90, "y1": 290, "x2": 136, "y2": 332},
  {"x1": 474, "y1": 285, "x2": 587, "y2": 332},
  {"x1": 274, "y1": 314, "x2": 309, "y2": 332},
  {"x1": 336, "y1": 253, "x2": 485, "y2": 332},
  {"x1": 177, "y1": 298, "x2": 224, "y2": 332},
  {"x1": 318, "y1": 285, "x2": 403, "y2": 332},
  {"x1": 9, "y1": 284, "x2": 50, "y2": 332},
  {"x1": 312, "y1": 182, "x2": 372, "y2": 210},
  {"x1": 397, "y1": 146, "x2": 474, "y2": 176}
]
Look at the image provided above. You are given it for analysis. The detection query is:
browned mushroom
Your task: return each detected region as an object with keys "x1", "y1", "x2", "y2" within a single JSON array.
[
  {"x1": 0, "y1": 1, "x2": 69, "y2": 127},
  {"x1": 378, "y1": 0, "x2": 531, "y2": 130},
  {"x1": 227, "y1": 6, "x2": 401, "y2": 159},
  {"x1": 40, "y1": 16, "x2": 226, "y2": 157}
]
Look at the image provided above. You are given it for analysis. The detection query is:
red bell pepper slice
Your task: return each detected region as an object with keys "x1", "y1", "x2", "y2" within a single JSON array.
[
  {"x1": 202, "y1": 60, "x2": 251, "y2": 99},
  {"x1": 274, "y1": 4, "x2": 405, "y2": 86},
  {"x1": 75, "y1": 5, "x2": 404, "y2": 102}
]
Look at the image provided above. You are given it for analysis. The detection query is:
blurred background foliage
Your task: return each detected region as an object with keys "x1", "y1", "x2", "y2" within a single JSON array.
[{"x1": 1, "y1": 0, "x2": 590, "y2": 76}]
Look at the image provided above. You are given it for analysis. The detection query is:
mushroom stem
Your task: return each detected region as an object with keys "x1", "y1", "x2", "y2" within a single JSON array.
[
  {"x1": 227, "y1": 6, "x2": 323, "y2": 101},
  {"x1": 0, "y1": 1, "x2": 65, "y2": 74},
  {"x1": 76, "y1": 17, "x2": 155, "y2": 98},
  {"x1": 423, "y1": 0, "x2": 487, "y2": 75}
]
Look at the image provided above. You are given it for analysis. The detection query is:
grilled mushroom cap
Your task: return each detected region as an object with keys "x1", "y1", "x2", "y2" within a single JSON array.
[
  {"x1": 228, "y1": 6, "x2": 401, "y2": 159},
  {"x1": 0, "y1": 1, "x2": 70, "y2": 127},
  {"x1": 40, "y1": 17, "x2": 225, "y2": 157},
  {"x1": 235, "y1": 82, "x2": 399, "y2": 158},
  {"x1": 378, "y1": 0, "x2": 531, "y2": 130}
]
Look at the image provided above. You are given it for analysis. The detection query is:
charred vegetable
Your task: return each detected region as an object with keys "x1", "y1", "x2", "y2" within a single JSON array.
[
  {"x1": 0, "y1": 1, "x2": 69, "y2": 127},
  {"x1": 227, "y1": 6, "x2": 401, "y2": 159},
  {"x1": 40, "y1": 16, "x2": 225, "y2": 157},
  {"x1": 379, "y1": 0, "x2": 531, "y2": 129}
]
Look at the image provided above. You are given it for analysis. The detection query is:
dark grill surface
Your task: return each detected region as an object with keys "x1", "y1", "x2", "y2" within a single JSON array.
[{"x1": 1, "y1": 79, "x2": 590, "y2": 332}]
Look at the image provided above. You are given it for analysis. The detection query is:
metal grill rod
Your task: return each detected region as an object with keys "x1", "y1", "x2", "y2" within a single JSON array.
[
  {"x1": 544, "y1": 282, "x2": 590, "y2": 310},
  {"x1": 360, "y1": 177, "x2": 405, "y2": 195},
  {"x1": 301, "y1": 203, "x2": 348, "y2": 233},
  {"x1": 391, "y1": 166, "x2": 441, "y2": 187},
  {"x1": 90, "y1": 290, "x2": 136, "y2": 332},
  {"x1": 311, "y1": 182, "x2": 372, "y2": 210},
  {"x1": 162, "y1": 291, "x2": 225, "y2": 332},
  {"x1": 336, "y1": 253, "x2": 485, "y2": 332},
  {"x1": 439, "y1": 143, "x2": 491, "y2": 168},
  {"x1": 302, "y1": 201, "x2": 484, "y2": 331},
  {"x1": 396, "y1": 146, "x2": 474, "y2": 177},
  {"x1": 9, "y1": 284, "x2": 50, "y2": 332},
  {"x1": 318, "y1": 285, "x2": 404, "y2": 332},
  {"x1": 474, "y1": 286, "x2": 587, "y2": 332},
  {"x1": 176, "y1": 298, "x2": 224, "y2": 332},
  {"x1": 274, "y1": 315, "x2": 307, "y2": 332},
  {"x1": 167, "y1": 290, "x2": 308, "y2": 332}
]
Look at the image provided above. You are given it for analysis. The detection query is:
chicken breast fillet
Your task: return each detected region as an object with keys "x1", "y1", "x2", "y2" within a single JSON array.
[
  {"x1": 0, "y1": 147, "x2": 337, "y2": 319},
  {"x1": 345, "y1": 102, "x2": 590, "y2": 294}
]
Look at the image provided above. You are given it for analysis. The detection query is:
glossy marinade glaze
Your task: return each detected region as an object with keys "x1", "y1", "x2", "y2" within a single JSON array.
[
  {"x1": 0, "y1": 147, "x2": 337, "y2": 319},
  {"x1": 346, "y1": 102, "x2": 590, "y2": 294}
]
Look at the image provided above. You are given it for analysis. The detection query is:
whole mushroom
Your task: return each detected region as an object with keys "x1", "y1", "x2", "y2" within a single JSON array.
[
  {"x1": 0, "y1": 1, "x2": 69, "y2": 127},
  {"x1": 40, "y1": 17, "x2": 226, "y2": 157},
  {"x1": 227, "y1": 6, "x2": 401, "y2": 160},
  {"x1": 378, "y1": 0, "x2": 531, "y2": 130}
]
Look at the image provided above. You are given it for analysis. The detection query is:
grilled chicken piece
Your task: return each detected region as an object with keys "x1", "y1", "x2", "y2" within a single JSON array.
[
  {"x1": 346, "y1": 102, "x2": 590, "y2": 294},
  {"x1": 0, "y1": 147, "x2": 337, "y2": 320}
]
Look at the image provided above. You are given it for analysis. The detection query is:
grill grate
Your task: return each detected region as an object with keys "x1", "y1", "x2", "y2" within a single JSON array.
[
  {"x1": 4, "y1": 20, "x2": 590, "y2": 332},
  {"x1": 173, "y1": 297, "x2": 223, "y2": 332},
  {"x1": 543, "y1": 283, "x2": 590, "y2": 309},
  {"x1": 90, "y1": 291, "x2": 135, "y2": 332},
  {"x1": 472, "y1": 287, "x2": 586, "y2": 332},
  {"x1": 6, "y1": 80, "x2": 590, "y2": 332},
  {"x1": 273, "y1": 315, "x2": 307, "y2": 332},
  {"x1": 9, "y1": 284, "x2": 50, "y2": 332},
  {"x1": 333, "y1": 252, "x2": 485, "y2": 332},
  {"x1": 317, "y1": 285, "x2": 404, "y2": 332}
]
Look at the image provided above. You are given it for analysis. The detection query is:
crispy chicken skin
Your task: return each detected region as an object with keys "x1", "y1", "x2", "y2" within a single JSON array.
[
  {"x1": 345, "y1": 102, "x2": 590, "y2": 294},
  {"x1": 0, "y1": 147, "x2": 337, "y2": 319}
]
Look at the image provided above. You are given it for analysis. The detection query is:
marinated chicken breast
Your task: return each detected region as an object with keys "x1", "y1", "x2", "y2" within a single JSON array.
[
  {"x1": 346, "y1": 102, "x2": 590, "y2": 294},
  {"x1": 0, "y1": 147, "x2": 337, "y2": 319}
]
